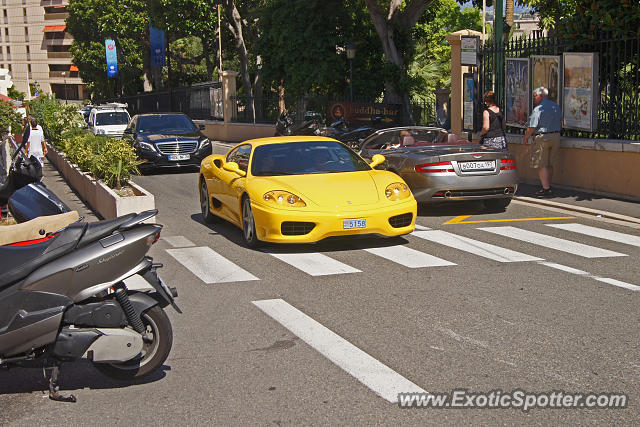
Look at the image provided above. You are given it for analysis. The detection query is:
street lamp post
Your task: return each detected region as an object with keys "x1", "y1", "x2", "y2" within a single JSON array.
[
  {"x1": 346, "y1": 40, "x2": 356, "y2": 102},
  {"x1": 61, "y1": 71, "x2": 67, "y2": 103}
]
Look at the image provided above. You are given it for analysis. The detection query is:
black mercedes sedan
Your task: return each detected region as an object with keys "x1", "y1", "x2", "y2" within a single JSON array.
[{"x1": 123, "y1": 113, "x2": 212, "y2": 171}]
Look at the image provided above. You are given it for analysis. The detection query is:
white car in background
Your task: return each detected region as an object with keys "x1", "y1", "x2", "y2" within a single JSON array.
[{"x1": 87, "y1": 103, "x2": 131, "y2": 139}]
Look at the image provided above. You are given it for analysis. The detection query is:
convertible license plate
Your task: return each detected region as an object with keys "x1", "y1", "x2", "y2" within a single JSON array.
[
  {"x1": 168, "y1": 154, "x2": 190, "y2": 161},
  {"x1": 343, "y1": 219, "x2": 367, "y2": 229},
  {"x1": 459, "y1": 160, "x2": 495, "y2": 171}
]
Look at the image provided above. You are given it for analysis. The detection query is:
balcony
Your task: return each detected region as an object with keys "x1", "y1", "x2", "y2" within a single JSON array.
[
  {"x1": 47, "y1": 51, "x2": 71, "y2": 59},
  {"x1": 45, "y1": 12, "x2": 69, "y2": 20},
  {"x1": 49, "y1": 70, "x2": 79, "y2": 78}
]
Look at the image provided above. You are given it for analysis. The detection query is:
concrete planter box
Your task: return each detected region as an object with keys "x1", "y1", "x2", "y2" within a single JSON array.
[{"x1": 46, "y1": 145, "x2": 155, "y2": 220}]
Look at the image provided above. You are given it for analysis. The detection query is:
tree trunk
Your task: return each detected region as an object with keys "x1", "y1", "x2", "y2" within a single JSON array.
[
  {"x1": 223, "y1": 0, "x2": 254, "y2": 121},
  {"x1": 202, "y1": 39, "x2": 214, "y2": 80},
  {"x1": 364, "y1": 0, "x2": 432, "y2": 125}
]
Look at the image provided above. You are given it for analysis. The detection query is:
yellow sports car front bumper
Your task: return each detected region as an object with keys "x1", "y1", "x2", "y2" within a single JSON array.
[{"x1": 251, "y1": 198, "x2": 417, "y2": 243}]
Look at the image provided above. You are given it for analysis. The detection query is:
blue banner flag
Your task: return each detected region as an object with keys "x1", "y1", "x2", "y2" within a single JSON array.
[
  {"x1": 105, "y1": 39, "x2": 118, "y2": 78},
  {"x1": 149, "y1": 26, "x2": 166, "y2": 67}
]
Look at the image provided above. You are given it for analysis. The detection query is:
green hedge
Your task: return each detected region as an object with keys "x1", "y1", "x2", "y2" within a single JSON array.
[
  {"x1": 62, "y1": 132, "x2": 140, "y2": 189},
  {"x1": 29, "y1": 96, "x2": 140, "y2": 189}
]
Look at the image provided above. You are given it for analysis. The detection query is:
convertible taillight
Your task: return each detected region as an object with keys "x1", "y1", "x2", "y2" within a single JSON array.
[
  {"x1": 500, "y1": 159, "x2": 518, "y2": 170},
  {"x1": 415, "y1": 162, "x2": 454, "y2": 173}
]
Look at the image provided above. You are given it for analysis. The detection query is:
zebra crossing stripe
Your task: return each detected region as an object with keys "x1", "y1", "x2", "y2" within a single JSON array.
[
  {"x1": 411, "y1": 230, "x2": 542, "y2": 262},
  {"x1": 364, "y1": 245, "x2": 456, "y2": 268},
  {"x1": 538, "y1": 261, "x2": 640, "y2": 292},
  {"x1": 252, "y1": 299, "x2": 426, "y2": 402},
  {"x1": 264, "y1": 251, "x2": 361, "y2": 276},
  {"x1": 413, "y1": 224, "x2": 432, "y2": 230},
  {"x1": 166, "y1": 247, "x2": 259, "y2": 283},
  {"x1": 161, "y1": 235, "x2": 195, "y2": 247},
  {"x1": 546, "y1": 223, "x2": 640, "y2": 247},
  {"x1": 479, "y1": 226, "x2": 627, "y2": 258}
]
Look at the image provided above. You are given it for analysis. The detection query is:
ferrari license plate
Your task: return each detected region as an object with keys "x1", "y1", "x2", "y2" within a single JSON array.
[
  {"x1": 168, "y1": 154, "x2": 190, "y2": 161},
  {"x1": 343, "y1": 219, "x2": 366, "y2": 229},
  {"x1": 459, "y1": 160, "x2": 495, "y2": 171}
]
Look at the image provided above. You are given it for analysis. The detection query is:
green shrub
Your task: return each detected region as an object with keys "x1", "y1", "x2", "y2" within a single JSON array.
[
  {"x1": 0, "y1": 100, "x2": 24, "y2": 138},
  {"x1": 62, "y1": 133, "x2": 140, "y2": 189},
  {"x1": 29, "y1": 95, "x2": 84, "y2": 147}
]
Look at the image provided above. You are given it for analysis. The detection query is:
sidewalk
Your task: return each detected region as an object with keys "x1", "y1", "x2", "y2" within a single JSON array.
[{"x1": 514, "y1": 182, "x2": 640, "y2": 226}]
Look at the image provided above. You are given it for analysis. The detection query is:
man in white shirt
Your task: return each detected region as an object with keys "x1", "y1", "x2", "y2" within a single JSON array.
[{"x1": 25, "y1": 117, "x2": 47, "y2": 166}]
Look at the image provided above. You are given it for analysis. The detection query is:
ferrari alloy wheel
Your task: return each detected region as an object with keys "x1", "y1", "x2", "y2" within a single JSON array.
[
  {"x1": 200, "y1": 179, "x2": 217, "y2": 223},
  {"x1": 242, "y1": 196, "x2": 261, "y2": 248}
]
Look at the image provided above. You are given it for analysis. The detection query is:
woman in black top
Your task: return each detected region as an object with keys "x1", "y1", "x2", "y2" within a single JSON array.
[{"x1": 478, "y1": 91, "x2": 507, "y2": 151}]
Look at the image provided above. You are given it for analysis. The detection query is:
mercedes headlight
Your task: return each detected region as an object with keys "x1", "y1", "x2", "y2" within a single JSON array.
[
  {"x1": 263, "y1": 190, "x2": 306, "y2": 207},
  {"x1": 385, "y1": 182, "x2": 411, "y2": 201},
  {"x1": 198, "y1": 138, "x2": 211, "y2": 149},
  {"x1": 139, "y1": 141, "x2": 156, "y2": 151}
]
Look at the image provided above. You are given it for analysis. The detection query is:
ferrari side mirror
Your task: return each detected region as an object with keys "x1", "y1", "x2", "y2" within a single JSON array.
[
  {"x1": 223, "y1": 161, "x2": 246, "y2": 177},
  {"x1": 369, "y1": 154, "x2": 386, "y2": 169}
]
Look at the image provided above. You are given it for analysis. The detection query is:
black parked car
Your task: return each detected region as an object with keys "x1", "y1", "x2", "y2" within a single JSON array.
[{"x1": 123, "y1": 113, "x2": 212, "y2": 171}]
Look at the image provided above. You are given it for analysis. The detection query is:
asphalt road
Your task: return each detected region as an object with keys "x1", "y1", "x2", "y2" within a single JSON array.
[{"x1": 1, "y1": 166, "x2": 639, "y2": 425}]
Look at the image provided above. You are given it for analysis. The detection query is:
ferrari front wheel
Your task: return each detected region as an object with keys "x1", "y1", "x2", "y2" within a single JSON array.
[
  {"x1": 200, "y1": 179, "x2": 217, "y2": 223},
  {"x1": 242, "y1": 196, "x2": 261, "y2": 248}
]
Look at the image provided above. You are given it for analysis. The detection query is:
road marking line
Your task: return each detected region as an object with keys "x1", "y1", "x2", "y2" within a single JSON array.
[
  {"x1": 479, "y1": 226, "x2": 627, "y2": 258},
  {"x1": 252, "y1": 299, "x2": 426, "y2": 402},
  {"x1": 413, "y1": 224, "x2": 432, "y2": 230},
  {"x1": 546, "y1": 223, "x2": 640, "y2": 247},
  {"x1": 411, "y1": 230, "x2": 542, "y2": 262},
  {"x1": 364, "y1": 245, "x2": 456, "y2": 268},
  {"x1": 166, "y1": 247, "x2": 259, "y2": 283},
  {"x1": 444, "y1": 215, "x2": 575, "y2": 225},
  {"x1": 161, "y1": 235, "x2": 195, "y2": 247},
  {"x1": 538, "y1": 261, "x2": 640, "y2": 292},
  {"x1": 264, "y1": 251, "x2": 361, "y2": 276}
]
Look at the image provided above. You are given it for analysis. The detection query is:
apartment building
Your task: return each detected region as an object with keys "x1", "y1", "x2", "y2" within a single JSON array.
[{"x1": 1, "y1": 0, "x2": 86, "y2": 101}]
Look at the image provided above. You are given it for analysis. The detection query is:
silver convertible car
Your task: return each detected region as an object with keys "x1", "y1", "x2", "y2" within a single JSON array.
[{"x1": 355, "y1": 126, "x2": 519, "y2": 210}]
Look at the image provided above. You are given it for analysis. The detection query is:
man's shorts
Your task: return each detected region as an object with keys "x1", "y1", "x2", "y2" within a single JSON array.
[{"x1": 530, "y1": 132, "x2": 560, "y2": 168}]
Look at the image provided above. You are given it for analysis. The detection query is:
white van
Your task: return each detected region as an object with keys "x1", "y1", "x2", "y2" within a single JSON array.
[{"x1": 87, "y1": 103, "x2": 131, "y2": 139}]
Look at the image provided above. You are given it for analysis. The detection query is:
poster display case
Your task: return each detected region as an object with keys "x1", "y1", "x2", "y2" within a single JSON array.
[
  {"x1": 562, "y1": 52, "x2": 599, "y2": 131},
  {"x1": 532, "y1": 55, "x2": 562, "y2": 107},
  {"x1": 505, "y1": 58, "x2": 530, "y2": 127}
]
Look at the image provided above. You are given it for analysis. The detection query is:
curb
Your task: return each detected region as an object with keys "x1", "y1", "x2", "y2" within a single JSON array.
[{"x1": 513, "y1": 196, "x2": 640, "y2": 226}]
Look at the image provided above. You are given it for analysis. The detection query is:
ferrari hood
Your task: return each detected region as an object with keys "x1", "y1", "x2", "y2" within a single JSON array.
[{"x1": 254, "y1": 171, "x2": 380, "y2": 208}]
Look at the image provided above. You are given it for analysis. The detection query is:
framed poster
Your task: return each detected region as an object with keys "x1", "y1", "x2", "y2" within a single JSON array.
[
  {"x1": 461, "y1": 36, "x2": 479, "y2": 66},
  {"x1": 532, "y1": 55, "x2": 562, "y2": 106},
  {"x1": 463, "y1": 73, "x2": 475, "y2": 131},
  {"x1": 505, "y1": 58, "x2": 530, "y2": 128},
  {"x1": 563, "y1": 52, "x2": 599, "y2": 131}
]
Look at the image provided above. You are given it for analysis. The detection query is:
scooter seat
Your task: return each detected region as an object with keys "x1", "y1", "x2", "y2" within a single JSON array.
[{"x1": 76, "y1": 213, "x2": 137, "y2": 248}]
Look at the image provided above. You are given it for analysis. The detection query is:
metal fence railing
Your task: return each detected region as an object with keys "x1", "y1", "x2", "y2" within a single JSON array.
[
  {"x1": 100, "y1": 81, "x2": 223, "y2": 121},
  {"x1": 480, "y1": 31, "x2": 640, "y2": 140}
]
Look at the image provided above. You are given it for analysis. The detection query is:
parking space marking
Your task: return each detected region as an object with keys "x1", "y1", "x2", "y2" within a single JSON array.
[
  {"x1": 166, "y1": 247, "x2": 259, "y2": 283},
  {"x1": 411, "y1": 230, "x2": 542, "y2": 262},
  {"x1": 264, "y1": 251, "x2": 361, "y2": 276},
  {"x1": 364, "y1": 245, "x2": 456, "y2": 268},
  {"x1": 444, "y1": 215, "x2": 575, "y2": 225},
  {"x1": 546, "y1": 223, "x2": 640, "y2": 247},
  {"x1": 480, "y1": 226, "x2": 627, "y2": 258},
  {"x1": 252, "y1": 299, "x2": 426, "y2": 403}
]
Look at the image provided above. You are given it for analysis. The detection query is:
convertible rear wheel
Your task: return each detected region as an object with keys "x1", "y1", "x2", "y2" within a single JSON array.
[
  {"x1": 242, "y1": 196, "x2": 261, "y2": 248},
  {"x1": 484, "y1": 198, "x2": 512, "y2": 211},
  {"x1": 200, "y1": 179, "x2": 217, "y2": 223}
]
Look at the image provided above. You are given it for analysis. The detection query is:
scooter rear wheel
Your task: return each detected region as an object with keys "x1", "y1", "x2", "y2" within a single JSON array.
[{"x1": 94, "y1": 305, "x2": 173, "y2": 380}]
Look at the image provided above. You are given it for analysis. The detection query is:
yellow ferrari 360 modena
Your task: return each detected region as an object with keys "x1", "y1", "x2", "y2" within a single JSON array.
[{"x1": 198, "y1": 136, "x2": 417, "y2": 247}]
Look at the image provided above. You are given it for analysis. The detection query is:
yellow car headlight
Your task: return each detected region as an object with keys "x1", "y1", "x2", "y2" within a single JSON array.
[
  {"x1": 385, "y1": 182, "x2": 411, "y2": 201},
  {"x1": 263, "y1": 190, "x2": 306, "y2": 207}
]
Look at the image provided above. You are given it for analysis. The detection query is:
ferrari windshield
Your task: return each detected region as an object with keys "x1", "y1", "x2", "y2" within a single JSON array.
[{"x1": 251, "y1": 141, "x2": 371, "y2": 176}]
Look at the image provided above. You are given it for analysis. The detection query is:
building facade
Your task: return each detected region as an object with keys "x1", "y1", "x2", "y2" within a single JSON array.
[{"x1": 1, "y1": 0, "x2": 86, "y2": 101}]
